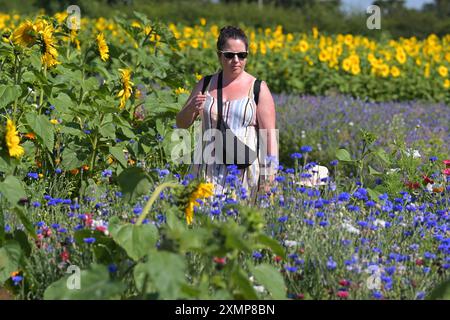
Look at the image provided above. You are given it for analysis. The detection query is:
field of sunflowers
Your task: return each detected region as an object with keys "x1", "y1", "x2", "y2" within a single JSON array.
[{"x1": 0, "y1": 11, "x2": 449, "y2": 301}]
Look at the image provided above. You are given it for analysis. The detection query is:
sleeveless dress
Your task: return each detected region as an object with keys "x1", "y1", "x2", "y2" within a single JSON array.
[{"x1": 188, "y1": 77, "x2": 261, "y2": 203}]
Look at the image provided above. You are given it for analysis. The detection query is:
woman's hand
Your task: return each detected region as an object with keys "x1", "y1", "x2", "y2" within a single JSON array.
[{"x1": 187, "y1": 93, "x2": 207, "y2": 116}]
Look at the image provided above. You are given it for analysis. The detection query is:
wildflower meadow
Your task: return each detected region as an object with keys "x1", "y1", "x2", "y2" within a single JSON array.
[{"x1": 0, "y1": 7, "x2": 449, "y2": 302}]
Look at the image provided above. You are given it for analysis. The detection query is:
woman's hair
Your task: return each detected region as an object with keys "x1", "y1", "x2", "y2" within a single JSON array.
[{"x1": 216, "y1": 26, "x2": 248, "y2": 52}]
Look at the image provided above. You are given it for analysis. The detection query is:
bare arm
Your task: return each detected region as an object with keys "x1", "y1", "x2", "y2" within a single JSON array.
[
  {"x1": 175, "y1": 78, "x2": 207, "y2": 129},
  {"x1": 256, "y1": 81, "x2": 279, "y2": 187}
]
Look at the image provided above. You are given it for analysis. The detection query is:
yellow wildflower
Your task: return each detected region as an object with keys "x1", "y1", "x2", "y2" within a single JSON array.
[
  {"x1": 12, "y1": 20, "x2": 35, "y2": 46},
  {"x1": 438, "y1": 65, "x2": 448, "y2": 78},
  {"x1": 391, "y1": 66, "x2": 401, "y2": 78},
  {"x1": 117, "y1": 68, "x2": 134, "y2": 109},
  {"x1": 96, "y1": 33, "x2": 109, "y2": 62},
  {"x1": 5, "y1": 119, "x2": 25, "y2": 159},
  {"x1": 50, "y1": 119, "x2": 59, "y2": 124},
  {"x1": 175, "y1": 87, "x2": 189, "y2": 95},
  {"x1": 444, "y1": 79, "x2": 450, "y2": 89},
  {"x1": 185, "y1": 182, "x2": 214, "y2": 225}
]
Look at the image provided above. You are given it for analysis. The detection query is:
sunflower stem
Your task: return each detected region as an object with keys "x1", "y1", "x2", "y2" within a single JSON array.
[{"x1": 136, "y1": 182, "x2": 179, "y2": 225}]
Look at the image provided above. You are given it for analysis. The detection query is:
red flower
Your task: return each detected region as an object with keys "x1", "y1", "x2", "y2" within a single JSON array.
[
  {"x1": 405, "y1": 181, "x2": 420, "y2": 190},
  {"x1": 443, "y1": 160, "x2": 450, "y2": 167},
  {"x1": 443, "y1": 168, "x2": 450, "y2": 176},
  {"x1": 422, "y1": 175, "x2": 434, "y2": 185},
  {"x1": 337, "y1": 291, "x2": 349, "y2": 298},
  {"x1": 84, "y1": 213, "x2": 93, "y2": 227},
  {"x1": 296, "y1": 293, "x2": 305, "y2": 300},
  {"x1": 298, "y1": 248, "x2": 305, "y2": 254},
  {"x1": 415, "y1": 258, "x2": 424, "y2": 266},
  {"x1": 274, "y1": 256, "x2": 282, "y2": 263},
  {"x1": 60, "y1": 248, "x2": 70, "y2": 262},
  {"x1": 213, "y1": 257, "x2": 226, "y2": 265},
  {"x1": 339, "y1": 279, "x2": 350, "y2": 287},
  {"x1": 43, "y1": 227, "x2": 52, "y2": 238},
  {"x1": 96, "y1": 225, "x2": 107, "y2": 233}
]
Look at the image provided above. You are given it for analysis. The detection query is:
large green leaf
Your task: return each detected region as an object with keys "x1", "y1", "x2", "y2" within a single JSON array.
[
  {"x1": 255, "y1": 234, "x2": 286, "y2": 259},
  {"x1": 25, "y1": 114, "x2": 54, "y2": 152},
  {"x1": 109, "y1": 219, "x2": 158, "y2": 261},
  {"x1": 44, "y1": 264, "x2": 125, "y2": 300},
  {"x1": 61, "y1": 147, "x2": 89, "y2": 170},
  {"x1": 335, "y1": 149, "x2": 353, "y2": 162},
  {"x1": 0, "y1": 85, "x2": 21, "y2": 108},
  {"x1": 0, "y1": 241, "x2": 22, "y2": 284},
  {"x1": 231, "y1": 268, "x2": 259, "y2": 300},
  {"x1": 250, "y1": 263, "x2": 287, "y2": 300},
  {"x1": 117, "y1": 167, "x2": 152, "y2": 202},
  {"x1": 0, "y1": 175, "x2": 26, "y2": 207},
  {"x1": 133, "y1": 250, "x2": 186, "y2": 299},
  {"x1": 427, "y1": 278, "x2": 450, "y2": 300},
  {"x1": 109, "y1": 146, "x2": 127, "y2": 168}
]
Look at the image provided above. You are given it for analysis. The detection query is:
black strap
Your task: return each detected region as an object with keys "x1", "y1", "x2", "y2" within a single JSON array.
[
  {"x1": 253, "y1": 79, "x2": 261, "y2": 105},
  {"x1": 201, "y1": 75, "x2": 212, "y2": 95}
]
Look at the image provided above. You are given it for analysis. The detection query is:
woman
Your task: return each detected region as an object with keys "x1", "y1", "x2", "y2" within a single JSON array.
[{"x1": 176, "y1": 26, "x2": 278, "y2": 202}]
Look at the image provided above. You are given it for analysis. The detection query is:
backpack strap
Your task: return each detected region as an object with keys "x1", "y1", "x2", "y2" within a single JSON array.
[
  {"x1": 201, "y1": 75, "x2": 213, "y2": 94},
  {"x1": 253, "y1": 79, "x2": 262, "y2": 105}
]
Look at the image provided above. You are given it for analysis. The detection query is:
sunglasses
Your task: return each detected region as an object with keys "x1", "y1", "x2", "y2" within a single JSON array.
[{"x1": 219, "y1": 51, "x2": 248, "y2": 60}]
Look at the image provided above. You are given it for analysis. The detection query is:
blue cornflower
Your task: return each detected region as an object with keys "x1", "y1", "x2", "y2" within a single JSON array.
[
  {"x1": 4, "y1": 225, "x2": 11, "y2": 233},
  {"x1": 424, "y1": 252, "x2": 436, "y2": 260},
  {"x1": 133, "y1": 206, "x2": 142, "y2": 215},
  {"x1": 157, "y1": 168, "x2": 170, "y2": 178},
  {"x1": 11, "y1": 275, "x2": 23, "y2": 286},
  {"x1": 32, "y1": 201, "x2": 41, "y2": 208},
  {"x1": 379, "y1": 193, "x2": 389, "y2": 201},
  {"x1": 285, "y1": 168, "x2": 295, "y2": 174},
  {"x1": 319, "y1": 220, "x2": 329, "y2": 227},
  {"x1": 329, "y1": 160, "x2": 339, "y2": 166},
  {"x1": 252, "y1": 251, "x2": 263, "y2": 259},
  {"x1": 285, "y1": 266, "x2": 298, "y2": 272},
  {"x1": 416, "y1": 292, "x2": 426, "y2": 300},
  {"x1": 290, "y1": 153, "x2": 302, "y2": 159},
  {"x1": 372, "y1": 291, "x2": 383, "y2": 299},
  {"x1": 84, "y1": 129, "x2": 91, "y2": 134},
  {"x1": 303, "y1": 219, "x2": 314, "y2": 226},
  {"x1": 326, "y1": 257, "x2": 337, "y2": 270},
  {"x1": 338, "y1": 192, "x2": 351, "y2": 202},
  {"x1": 300, "y1": 173, "x2": 312, "y2": 179},
  {"x1": 278, "y1": 216, "x2": 288, "y2": 223},
  {"x1": 429, "y1": 156, "x2": 438, "y2": 162},
  {"x1": 300, "y1": 146, "x2": 313, "y2": 153},
  {"x1": 108, "y1": 264, "x2": 118, "y2": 273},
  {"x1": 210, "y1": 208, "x2": 221, "y2": 216},
  {"x1": 102, "y1": 169, "x2": 112, "y2": 177},
  {"x1": 316, "y1": 211, "x2": 325, "y2": 218},
  {"x1": 347, "y1": 205, "x2": 360, "y2": 212},
  {"x1": 423, "y1": 267, "x2": 431, "y2": 274},
  {"x1": 27, "y1": 172, "x2": 39, "y2": 180},
  {"x1": 83, "y1": 237, "x2": 96, "y2": 244},
  {"x1": 365, "y1": 200, "x2": 376, "y2": 207},
  {"x1": 51, "y1": 223, "x2": 60, "y2": 229},
  {"x1": 55, "y1": 168, "x2": 62, "y2": 174}
]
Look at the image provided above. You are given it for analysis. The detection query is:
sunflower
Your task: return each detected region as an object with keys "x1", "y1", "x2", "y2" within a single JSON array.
[
  {"x1": 96, "y1": 33, "x2": 109, "y2": 61},
  {"x1": 185, "y1": 182, "x2": 214, "y2": 225},
  {"x1": 5, "y1": 119, "x2": 25, "y2": 159},
  {"x1": 438, "y1": 65, "x2": 448, "y2": 78},
  {"x1": 117, "y1": 68, "x2": 134, "y2": 109},
  {"x1": 391, "y1": 66, "x2": 401, "y2": 78},
  {"x1": 12, "y1": 20, "x2": 35, "y2": 46},
  {"x1": 38, "y1": 25, "x2": 59, "y2": 68}
]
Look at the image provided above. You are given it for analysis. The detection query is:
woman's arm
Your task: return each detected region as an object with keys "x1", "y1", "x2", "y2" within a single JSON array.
[
  {"x1": 175, "y1": 78, "x2": 207, "y2": 129},
  {"x1": 256, "y1": 81, "x2": 279, "y2": 188}
]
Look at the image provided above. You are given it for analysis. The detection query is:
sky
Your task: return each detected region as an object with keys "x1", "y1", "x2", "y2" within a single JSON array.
[{"x1": 341, "y1": 0, "x2": 434, "y2": 12}]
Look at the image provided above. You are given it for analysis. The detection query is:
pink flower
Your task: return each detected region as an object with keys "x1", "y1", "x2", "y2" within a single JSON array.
[
  {"x1": 339, "y1": 279, "x2": 350, "y2": 287},
  {"x1": 443, "y1": 168, "x2": 450, "y2": 176},
  {"x1": 443, "y1": 160, "x2": 450, "y2": 167},
  {"x1": 337, "y1": 291, "x2": 349, "y2": 298}
]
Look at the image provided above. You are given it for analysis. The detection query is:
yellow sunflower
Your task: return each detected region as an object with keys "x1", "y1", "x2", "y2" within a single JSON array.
[
  {"x1": 185, "y1": 182, "x2": 214, "y2": 225},
  {"x1": 117, "y1": 68, "x2": 134, "y2": 109},
  {"x1": 96, "y1": 33, "x2": 109, "y2": 62},
  {"x1": 5, "y1": 119, "x2": 25, "y2": 159},
  {"x1": 12, "y1": 20, "x2": 35, "y2": 46}
]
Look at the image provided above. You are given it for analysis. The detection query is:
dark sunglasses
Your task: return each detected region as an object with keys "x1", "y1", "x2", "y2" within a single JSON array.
[{"x1": 219, "y1": 51, "x2": 248, "y2": 60}]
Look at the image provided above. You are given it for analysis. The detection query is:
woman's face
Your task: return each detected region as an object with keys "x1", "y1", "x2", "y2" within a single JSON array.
[{"x1": 219, "y1": 38, "x2": 247, "y2": 76}]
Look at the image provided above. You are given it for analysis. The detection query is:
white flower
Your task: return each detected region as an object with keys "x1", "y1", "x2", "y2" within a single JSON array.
[
  {"x1": 387, "y1": 168, "x2": 401, "y2": 175},
  {"x1": 349, "y1": 122, "x2": 354, "y2": 126},
  {"x1": 253, "y1": 285, "x2": 265, "y2": 293},
  {"x1": 426, "y1": 183, "x2": 434, "y2": 192},
  {"x1": 341, "y1": 222, "x2": 360, "y2": 235},
  {"x1": 405, "y1": 148, "x2": 421, "y2": 158},
  {"x1": 298, "y1": 165, "x2": 329, "y2": 187},
  {"x1": 373, "y1": 219, "x2": 386, "y2": 228},
  {"x1": 284, "y1": 240, "x2": 298, "y2": 247}
]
